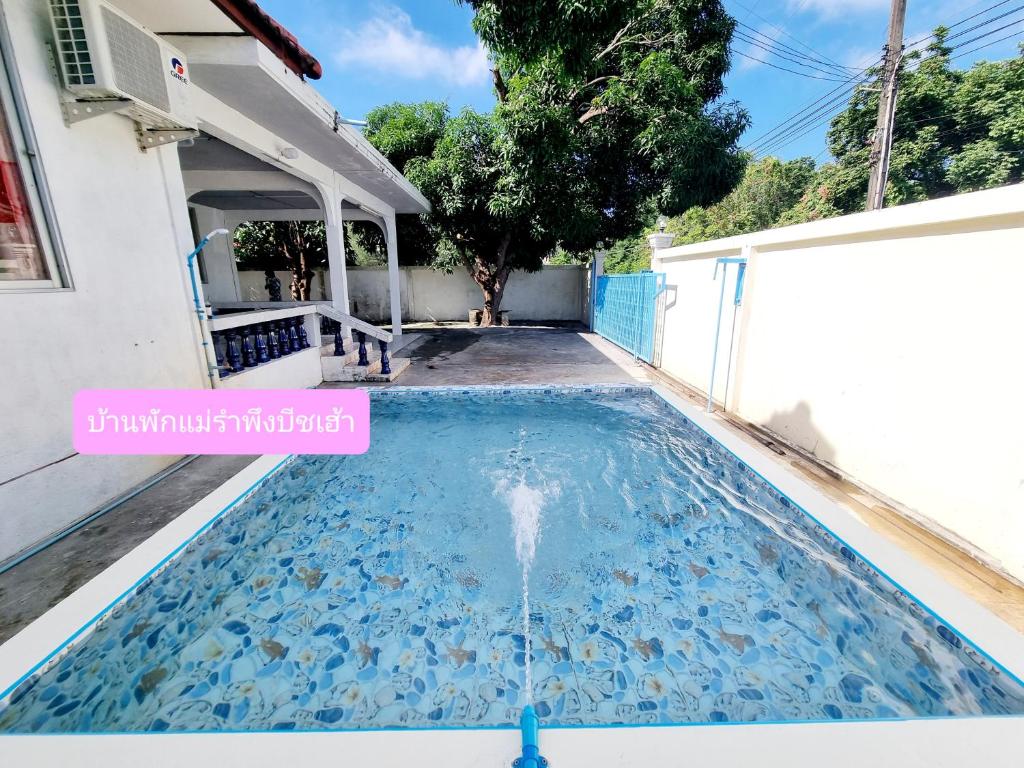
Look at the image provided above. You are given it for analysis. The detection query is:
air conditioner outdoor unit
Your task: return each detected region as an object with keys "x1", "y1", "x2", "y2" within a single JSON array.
[{"x1": 48, "y1": 0, "x2": 197, "y2": 145}]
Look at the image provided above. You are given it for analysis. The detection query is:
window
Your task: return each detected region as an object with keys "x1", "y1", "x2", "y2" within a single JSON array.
[
  {"x1": 0, "y1": 20, "x2": 68, "y2": 290},
  {"x1": 0, "y1": 103, "x2": 47, "y2": 281}
]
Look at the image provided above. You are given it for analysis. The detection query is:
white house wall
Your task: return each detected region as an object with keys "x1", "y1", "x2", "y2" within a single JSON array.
[
  {"x1": 0, "y1": 1, "x2": 206, "y2": 561},
  {"x1": 651, "y1": 185, "x2": 1024, "y2": 583}
]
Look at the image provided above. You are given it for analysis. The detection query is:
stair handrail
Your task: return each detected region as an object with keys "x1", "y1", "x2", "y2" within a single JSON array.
[
  {"x1": 315, "y1": 304, "x2": 393, "y2": 344},
  {"x1": 211, "y1": 301, "x2": 393, "y2": 344}
]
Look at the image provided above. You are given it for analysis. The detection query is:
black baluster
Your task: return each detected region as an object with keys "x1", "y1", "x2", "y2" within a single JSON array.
[
  {"x1": 226, "y1": 330, "x2": 242, "y2": 372},
  {"x1": 241, "y1": 326, "x2": 258, "y2": 367},
  {"x1": 379, "y1": 340, "x2": 391, "y2": 375},
  {"x1": 334, "y1": 322, "x2": 346, "y2": 356},
  {"x1": 297, "y1": 317, "x2": 310, "y2": 349},
  {"x1": 287, "y1": 317, "x2": 301, "y2": 352},
  {"x1": 357, "y1": 331, "x2": 369, "y2": 366},
  {"x1": 267, "y1": 322, "x2": 281, "y2": 359},
  {"x1": 255, "y1": 324, "x2": 270, "y2": 363},
  {"x1": 278, "y1": 321, "x2": 291, "y2": 355}
]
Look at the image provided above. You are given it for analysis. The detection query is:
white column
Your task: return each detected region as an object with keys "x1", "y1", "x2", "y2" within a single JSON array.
[
  {"x1": 321, "y1": 184, "x2": 350, "y2": 313},
  {"x1": 384, "y1": 211, "x2": 402, "y2": 336},
  {"x1": 647, "y1": 232, "x2": 676, "y2": 270}
]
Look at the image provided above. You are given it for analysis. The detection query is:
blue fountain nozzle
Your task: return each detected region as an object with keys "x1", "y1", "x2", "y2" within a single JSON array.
[{"x1": 513, "y1": 705, "x2": 547, "y2": 768}]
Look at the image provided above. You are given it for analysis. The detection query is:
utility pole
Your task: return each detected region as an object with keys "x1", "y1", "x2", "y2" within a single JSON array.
[{"x1": 866, "y1": 0, "x2": 907, "y2": 211}]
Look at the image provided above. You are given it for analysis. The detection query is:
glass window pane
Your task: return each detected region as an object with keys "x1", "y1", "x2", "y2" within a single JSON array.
[{"x1": 0, "y1": 100, "x2": 48, "y2": 281}]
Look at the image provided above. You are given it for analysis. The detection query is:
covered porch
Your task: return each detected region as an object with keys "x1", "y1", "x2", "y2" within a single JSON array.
[
  {"x1": 120, "y1": 1, "x2": 431, "y2": 386},
  {"x1": 178, "y1": 133, "x2": 417, "y2": 386}
]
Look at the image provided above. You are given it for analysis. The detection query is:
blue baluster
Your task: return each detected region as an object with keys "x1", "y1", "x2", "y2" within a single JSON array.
[
  {"x1": 277, "y1": 321, "x2": 291, "y2": 355},
  {"x1": 267, "y1": 322, "x2": 281, "y2": 359},
  {"x1": 297, "y1": 317, "x2": 310, "y2": 349},
  {"x1": 334, "y1": 322, "x2": 346, "y2": 356},
  {"x1": 287, "y1": 317, "x2": 301, "y2": 352},
  {"x1": 241, "y1": 326, "x2": 257, "y2": 367},
  {"x1": 212, "y1": 331, "x2": 226, "y2": 370},
  {"x1": 255, "y1": 324, "x2": 270, "y2": 363},
  {"x1": 226, "y1": 330, "x2": 242, "y2": 372},
  {"x1": 357, "y1": 331, "x2": 369, "y2": 366},
  {"x1": 379, "y1": 339, "x2": 391, "y2": 375}
]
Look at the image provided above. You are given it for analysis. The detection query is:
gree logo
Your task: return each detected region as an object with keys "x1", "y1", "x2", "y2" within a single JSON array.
[{"x1": 169, "y1": 57, "x2": 188, "y2": 84}]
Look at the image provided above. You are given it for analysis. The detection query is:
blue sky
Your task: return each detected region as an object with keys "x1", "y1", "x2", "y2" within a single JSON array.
[{"x1": 258, "y1": 0, "x2": 1024, "y2": 162}]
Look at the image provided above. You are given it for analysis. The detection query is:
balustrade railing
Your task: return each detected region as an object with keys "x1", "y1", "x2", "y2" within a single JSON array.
[
  {"x1": 211, "y1": 302, "x2": 393, "y2": 380},
  {"x1": 211, "y1": 315, "x2": 310, "y2": 378},
  {"x1": 320, "y1": 316, "x2": 391, "y2": 374}
]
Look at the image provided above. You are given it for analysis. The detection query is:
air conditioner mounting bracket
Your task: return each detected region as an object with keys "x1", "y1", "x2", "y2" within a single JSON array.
[
  {"x1": 135, "y1": 124, "x2": 200, "y2": 153},
  {"x1": 60, "y1": 98, "x2": 130, "y2": 126}
]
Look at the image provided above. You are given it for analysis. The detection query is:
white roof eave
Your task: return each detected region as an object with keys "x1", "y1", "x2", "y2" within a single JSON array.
[{"x1": 167, "y1": 35, "x2": 430, "y2": 215}]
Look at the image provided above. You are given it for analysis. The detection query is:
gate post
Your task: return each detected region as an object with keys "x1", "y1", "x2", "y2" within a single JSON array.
[{"x1": 588, "y1": 243, "x2": 606, "y2": 329}]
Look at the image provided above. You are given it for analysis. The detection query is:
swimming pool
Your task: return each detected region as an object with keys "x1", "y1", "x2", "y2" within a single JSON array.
[{"x1": 1, "y1": 385, "x2": 1023, "y2": 736}]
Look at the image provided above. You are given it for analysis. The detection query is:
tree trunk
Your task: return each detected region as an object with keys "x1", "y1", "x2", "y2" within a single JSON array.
[
  {"x1": 470, "y1": 233, "x2": 513, "y2": 327},
  {"x1": 281, "y1": 222, "x2": 313, "y2": 301}
]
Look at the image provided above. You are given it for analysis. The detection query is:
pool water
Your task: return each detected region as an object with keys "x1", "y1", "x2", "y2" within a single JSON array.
[{"x1": 2, "y1": 386, "x2": 1023, "y2": 733}]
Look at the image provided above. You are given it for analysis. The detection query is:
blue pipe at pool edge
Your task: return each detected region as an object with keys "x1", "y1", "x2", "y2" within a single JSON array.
[
  {"x1": 186, "y1": 229, "x2": 230, "y2": 387},
  {"x1": 514, "y1": 704, "x2": 547, "y2": 768}
]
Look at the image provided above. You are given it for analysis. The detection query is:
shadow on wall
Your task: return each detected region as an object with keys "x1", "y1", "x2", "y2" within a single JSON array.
[
  {"x1": 762, "y1": 402, "x2": 836, "y2": 466},
  {"x1": 652, "y1": 284, "x2": 676, "y2": 369}
]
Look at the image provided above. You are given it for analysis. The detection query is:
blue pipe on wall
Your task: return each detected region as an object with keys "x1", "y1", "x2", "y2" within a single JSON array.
[{"x1": 186, "y1": 229, "x2": 229, "y2": 387}]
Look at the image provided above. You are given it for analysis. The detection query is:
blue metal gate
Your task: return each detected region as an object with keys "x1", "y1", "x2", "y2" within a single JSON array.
[{"x1": 592, "y1": 271, "x2": 665, "y2": 363}]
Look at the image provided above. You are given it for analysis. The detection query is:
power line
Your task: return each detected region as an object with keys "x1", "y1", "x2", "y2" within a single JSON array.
[
  {"x1": 746, "y1": 0, "x2": 1024, "y2": 162},
  {"x1": 742, "y1": 58, "x2": 881, "y2": 153},
  {"x1": 735, "y1": 21, "x2": 859, "y2": 74},
  {"x1": 733, "y1": 48, "x2": 851, "y2": 81},
  {"x1": 916, "y1": 16, "x2": 1024, "y2": 63},
  {"x1": 905, "y1": 1, "x2": 1024, "y2": 51},
  {"x1": 755, "y1": 100, "x2": 854, "y2": 157},
  {"x1": 749, "y1": 85, "x2": 861, "y2": 154},
  {"x1": 942, "y1": 5, "x2": 1024, "y2": 45},
  {"x1": 729, "y1": 0, "x2": 849, "y2": 70},
  {"x1": 733, "y1": 30, "x2": 857, "y2": 79},
  {"x1": 951, "y1": 27, "x2": 1024, "y2": 58}
]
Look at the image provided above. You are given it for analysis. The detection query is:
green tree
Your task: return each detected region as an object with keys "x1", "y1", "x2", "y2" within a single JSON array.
[
  {"x1": 363, "y1": 1, "x2": 746, "y2": 324},
  {"x1": 604, "y1": 155, "x2": 815, "y2": 263},
  {"x1": 233, "y1": 221, "x2": 326, "y2": 300},
  {"x1": 784, "y1": 35, "x2": 1024, "y2": 222}
]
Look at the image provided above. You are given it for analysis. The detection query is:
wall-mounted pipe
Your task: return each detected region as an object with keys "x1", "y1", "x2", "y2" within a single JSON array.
[
  {"x1": 186, "y1": 229, "x2": 229, "y2": 388},
  {"x1": 707, "y1": 253, "x2": 749, "y2": 414}
]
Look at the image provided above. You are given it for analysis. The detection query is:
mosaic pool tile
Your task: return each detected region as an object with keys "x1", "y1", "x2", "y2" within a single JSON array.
[{"x1": 2, "y1": 387, "x2": 1023, "y2": 732}]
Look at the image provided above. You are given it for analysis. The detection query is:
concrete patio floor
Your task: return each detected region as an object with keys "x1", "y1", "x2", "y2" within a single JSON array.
[
  {"x1": 326, "y1": 325, "x2": 654, "y2": 387},
  {"x1": 1, "y1": 325, "x2": 1021, "y2": 647}
]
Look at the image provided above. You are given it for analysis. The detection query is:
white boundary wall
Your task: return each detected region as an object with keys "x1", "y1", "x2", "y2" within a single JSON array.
[
  {"x1": 238, "y1": 266, "x2": 589, "y2": 323},
  {"x1": 651, "y1": 184, "x2": 1024, "y2": 582}
]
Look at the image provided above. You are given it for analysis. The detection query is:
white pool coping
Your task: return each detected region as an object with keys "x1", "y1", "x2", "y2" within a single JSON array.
[{"x1": 1, "y1": 384, "x2": 1022, "y2": 766}]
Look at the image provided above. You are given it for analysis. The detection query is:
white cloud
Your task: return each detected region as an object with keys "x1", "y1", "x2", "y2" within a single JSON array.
[
  {"x1": 843, "y1": 46, "x2": 882, "y2": 69},
  {"x1": 787, "y1": 0, "x2": 888, "y2": 17},
  {"x1": 335, "y1": 8, "x2": 490, "y2": 87},
  {"x1": 735, "y1": 23, "x2": 777, "y2": 72}
]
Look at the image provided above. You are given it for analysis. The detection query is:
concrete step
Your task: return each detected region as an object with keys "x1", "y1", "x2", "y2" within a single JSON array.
[
  {"x1": 362, "y1": 357, "x2": 411, "y2": 382},
  {"x1": 321, "y1": 352, "x2": 411, "y2": 382},
  {"x1": 322, "y1": 354, "x2": 380, "y2": 382},
  {"x1": 320, "y1": 344, "x2": 371, "y2": 366}
]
